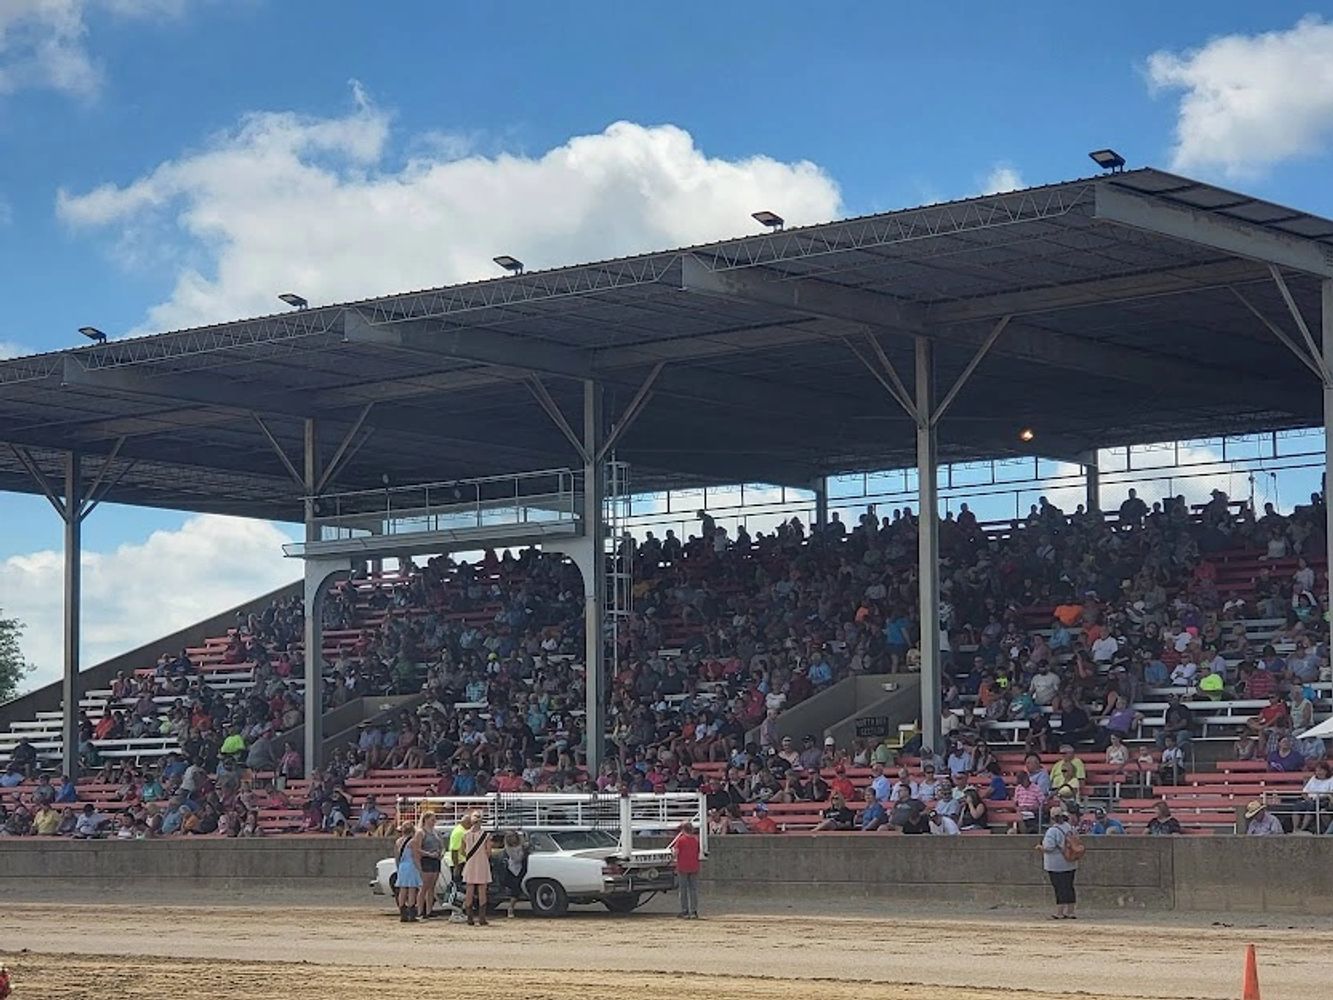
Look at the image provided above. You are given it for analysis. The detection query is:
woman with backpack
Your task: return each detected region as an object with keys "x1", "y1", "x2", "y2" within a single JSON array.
[
  {"x1": 461, "y1": 810, "x2": 493, "y2": 926},
  {"x1": 393, "y1": 821, "x2": 423, "y2": 923},
  {"x1": 1036, "y1": 803, "x2": 1083, "y2": 919}
]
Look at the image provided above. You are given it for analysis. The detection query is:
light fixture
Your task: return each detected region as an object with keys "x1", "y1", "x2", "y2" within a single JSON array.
[
  {"x1": 1088, "y1": 148, "x2": 1126, "y2": 173},
  {"x1": 78, "y1": 326, "x2": 107, "y2": 345},
  {"x1": 1018, "y1": 427, "x2": 1036, "y2": 443},
  {"x1": 493, "y1": 255, "x2": 524, "y2": 274},
  {"x1": 278, "y1": 293, "x2": 308, "y2": 310},
  {"x1": 751, "y1": 210, "x2": 785, "y2": 231}
]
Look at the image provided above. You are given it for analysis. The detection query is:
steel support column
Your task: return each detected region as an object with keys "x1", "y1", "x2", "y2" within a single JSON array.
[
  {"x1": 813, "y1": 476, "x2": 829, "y2": 532},
  {"x1": 302, "y1": 419, "x2": 323, "y2": 775},
  {"x1": 61, "y1": 452, "x2": 81, "y2": 778},
  {"x1": 1085, "y1": 459, "x2": 1100, "y2": 514},
  {"x1": 582, "y1": 381, "x2": 607, "y2": 775},
  {"x1": 915, "y1": 338, "x2": 942, "y2": 757},
  {"x1": 1323, "y1": 280, "x2": 1333, "y2": 596}
]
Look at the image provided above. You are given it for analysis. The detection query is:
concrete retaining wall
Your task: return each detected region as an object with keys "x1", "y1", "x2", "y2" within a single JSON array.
[{"x1": 4, "y1": 835, "x2": 1332, "y2": 914}]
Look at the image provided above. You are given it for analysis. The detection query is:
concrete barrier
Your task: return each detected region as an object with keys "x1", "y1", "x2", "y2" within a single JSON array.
[{"x1": 4, "y1": 834, "x2": 1332, "y2": 914}]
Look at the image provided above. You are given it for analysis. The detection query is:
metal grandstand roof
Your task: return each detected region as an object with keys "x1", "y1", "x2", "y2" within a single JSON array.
[{"x1": 1, "y1": 166, "x2": 1330, "y2": 521}]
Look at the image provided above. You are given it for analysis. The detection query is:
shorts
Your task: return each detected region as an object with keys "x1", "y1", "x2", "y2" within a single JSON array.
[{"x1": 420, "y1": 856, "x2": 442, "y2": 873}]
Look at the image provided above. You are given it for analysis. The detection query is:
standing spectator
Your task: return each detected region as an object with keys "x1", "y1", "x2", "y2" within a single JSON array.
[
  {"x1": 461, "y1": 811, "x2": 492, "y2": 926},
  {"x1": 671, "y1": 820, "x2": 702, "y2": 919},
  {"x1": 1037, "y1": 804, "x2": 1081, "y2": 919},
  {"x1": 416, "y1": 810, "x2": 443, "y2": 919},
  {"x1": 393, "y1": 821, "x2": 422, "y2": 922}
]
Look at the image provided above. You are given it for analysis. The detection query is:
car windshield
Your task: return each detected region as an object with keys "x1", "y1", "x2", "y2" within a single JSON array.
[{"x1": 547, "y1": 830, "x2": 619, "y2": 851}]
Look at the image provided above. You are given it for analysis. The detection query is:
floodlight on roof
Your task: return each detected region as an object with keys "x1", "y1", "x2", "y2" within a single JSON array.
[
  {"x1": 493, "y1": 255, "x2": 524, "y2": 274},
  {"x1": 1018, "y1": 427, "x2": 1036, "y2": 443},
  {"x1": 1088, "y1": 148, "x2": 1126, "y2": 173},
  {"x1": 751, "y1": 210, "x2": 785, "y2": 230},
  {"x1": 78, "y1": 326, "x2": 107, "y2": 345},
  {"x1": 278, "y1": 293, "x2": 308, "y2": 310}
]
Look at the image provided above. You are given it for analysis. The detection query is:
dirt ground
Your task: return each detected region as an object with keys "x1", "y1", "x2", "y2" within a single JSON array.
[{"x1": 0, "y1": 899, "x2": 1324, "y2": 1000}]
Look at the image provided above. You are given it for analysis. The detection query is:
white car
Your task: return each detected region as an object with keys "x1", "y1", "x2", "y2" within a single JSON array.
[{"x1": 371, "y1": 827, "x2": 677, "y2": 917}]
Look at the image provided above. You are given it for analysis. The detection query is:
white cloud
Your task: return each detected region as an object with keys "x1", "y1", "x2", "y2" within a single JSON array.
[
  {"x1": 0, "y1": 340, "x2": 33, "y2": 358},
  {"x1": 1147, "y1": 16, "x2": 1333, "y2": 176},
  {"x1": 0, "y1": 0, "x2": 187, "y2": 98},
  {"x1": 979, "y1": 162, "x2": 1024, "y2": 194},
  {"x1": 0, "y1": 514, "x2": 297, "y2": 691},
  {"x1": 57, "y1": 89, "x2": 843, "y2": 333}
]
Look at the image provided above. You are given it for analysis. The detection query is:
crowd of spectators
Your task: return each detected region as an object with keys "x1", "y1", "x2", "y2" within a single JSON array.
[{"x1": 3, "y1": 484, "x2": 1330, "y2": 838}]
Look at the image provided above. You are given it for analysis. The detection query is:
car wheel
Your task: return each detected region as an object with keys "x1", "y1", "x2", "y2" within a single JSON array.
[
  {"x1": 602, "y1": 893, "x2": 642, "y2": 914},
  {"x1": 527, "y1": 878, "x2": 569, "y2": 917}
]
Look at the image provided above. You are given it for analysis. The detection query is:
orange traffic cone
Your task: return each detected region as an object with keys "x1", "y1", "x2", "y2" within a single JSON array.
[{"x1": 1242, "y1": 943, "x2": 1261, "y2": 1000}]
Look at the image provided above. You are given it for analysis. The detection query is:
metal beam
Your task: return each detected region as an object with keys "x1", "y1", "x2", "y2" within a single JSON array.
[
  {"x1": 62, "y1": 451, "x2": 81, "y2": 779},
  {"x1": 932, "y1": 315, "x2": 1010, "y2": 426},
  {"x1": 599, "y1": 361, "x2": 665, "y2": 461},
  {"x1": 915, "y1": 338, "x2": 942, "y2": 758},
  {"x1": 680, "y1": 253, "x2": 926, "y2": 332},
  {"x1": 1229, "y1": 287, "x2": 1329, "y2": 385},
  {"x1": 252, "y1": 415, "x2": 305, "y2": 487},
  {"x1": 678, "y1": 252, "x2": 1295, "y2": 413},
  {"x1": 526, "y1": 376, "x2": 590, "y2": 463},
  {"x1": 316, "y1": 404, "x2": 374, "y2": 493},
  {"x1": 1269, "y1": 264, "x2": 1330, "y2": 383},
  {"x1": 1094, "y1": 183, "x2": 1333, "y2": 279},
  {"x1": 343, "y1": 309, "x2": 591, "y2": 380},
  {"x1": 1323, "y1": 280, "x2": 1333, "y2": 602},
  {"x1": 9, "y1": 445, "x2": 67, "y2": 519},
  {"x1": 582, "y1": 380, "x2": 606, "y2": 776},
  {"x1": 929, "y1": 258, "x2": 1266, "y2": 325}
]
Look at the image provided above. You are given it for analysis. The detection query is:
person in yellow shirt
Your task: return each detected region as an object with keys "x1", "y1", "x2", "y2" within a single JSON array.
[
  {"x1": 32, "y1": 804, "x2": 61, "y2": 835},
  {"x1": 1050, "y1": 744, "x2": 1086, "y2": 799},
  {"x1": 1198, "y1": 664, "x2": 1225, "y2": 700}
]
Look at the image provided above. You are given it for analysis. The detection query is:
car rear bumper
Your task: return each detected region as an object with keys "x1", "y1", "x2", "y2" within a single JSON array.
[{"x1": 605, "y1": 870, "x2": 676, "y2": 893}]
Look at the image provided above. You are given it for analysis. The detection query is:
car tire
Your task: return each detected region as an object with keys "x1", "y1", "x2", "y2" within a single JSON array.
[
  {"x1": 602, "y1": 893, "x2": 642, "y2": 914},
  {"x1": 527, "y1": 878, "x2": 569, "y2": 917}
]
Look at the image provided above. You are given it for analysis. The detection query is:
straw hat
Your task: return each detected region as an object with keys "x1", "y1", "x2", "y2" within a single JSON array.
[{"x1": 1243, "y1": 800, "x2": 1264, "y2": 820}]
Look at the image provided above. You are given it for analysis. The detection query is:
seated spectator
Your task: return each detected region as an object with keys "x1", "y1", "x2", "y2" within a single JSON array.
[
  {"x1": 1010, "y1": 771, "x2": 1044, "y2": 835},
  {"x1": 927, "y1": 809, "x2": 960, "y2": 835},
  {"x1": 746, "y1": 802, "x2": 779, "y2": 834},
  {"x1": 813, "y1": 792, "x2": 855, "y2": 832},
  {"x1": 1157, "y1": 694, "x2": 1195, "y2": 750},
  {"x1": 1244, "y1": 800, "x2": 1285, "y2": 836},
  {"x1": 1146, "y1": 801, "x2": 1182, "y2": 836},
  {"x1": 73, "y1": 804, "x2": 106, "y2": 839},
  {"x1": 1233, "y1": 733, "x2": 1258, "y2": 762},
  {"x1": 957, "y1": 787, "x2": 988, "y2": 830},
  {"x1": 1292, "y1": 761, "x2": 1333, "y2": 833},
  {"x1": 1248, "y1": 693, "x2": 1290, "y2": 741},
  {"x1": 1050, "y1": 745, "x2": 1085, "y2": 800},
  {"x1": 1087, "y1": 805, "x2": 1124, "y2": 835},
  {"x1": 859, "y1": 787, "x2": 889, "y2": 832},
  {"x1": 1267, "y1": 736, "x2": 1306, "y2": 773},
  {"x1": 31, "y1": 803, "x2": 61, "y2": 836},
  {"x1": 1158, "y1": 735, "x2": 1186, "y2": 785}
]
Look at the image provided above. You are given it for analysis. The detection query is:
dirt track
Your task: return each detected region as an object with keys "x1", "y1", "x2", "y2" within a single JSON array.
[{"x1": 1, "y1": 902, "x2": 1324, "y2": 1000}]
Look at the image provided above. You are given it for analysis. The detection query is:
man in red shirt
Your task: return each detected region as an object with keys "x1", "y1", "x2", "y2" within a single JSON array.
[{"x1": 672, "y1": 821, "x2": 702, "y2": 919}]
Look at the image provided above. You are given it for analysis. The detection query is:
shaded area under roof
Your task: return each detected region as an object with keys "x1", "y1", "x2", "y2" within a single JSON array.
[{"x1": 1, "y1": 167, "x2": 1329, "y2": 522}]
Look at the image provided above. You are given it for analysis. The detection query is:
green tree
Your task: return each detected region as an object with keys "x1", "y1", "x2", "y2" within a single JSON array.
[{"x1": 0, "y1": 609, "x2": 33, "y2": 703}]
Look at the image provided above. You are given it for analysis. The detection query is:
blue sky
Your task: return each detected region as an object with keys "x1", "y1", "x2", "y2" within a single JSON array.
[{"x1": 3, "y1": 2, "x2": 1333, "y2": 681}]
